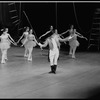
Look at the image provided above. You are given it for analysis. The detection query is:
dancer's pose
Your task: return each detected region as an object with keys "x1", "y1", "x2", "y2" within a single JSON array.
[
  {"x1": 69, "y1": 29, "x2": 87, "y2": 58},
  {"x1": 39, "y1": 29, "x2": 73, "y2": 74},
  {"x1": 0, "y1": 28, "x2": 17, "y2": 64},
  {"x1": 25, "y1": 29, "x2": 38, "y2": 61},
  {"x1": 60, "y1": 25, "x2": 87, "y2": 58},
  {"x1": 17, "y1": 27, "x2": 30, "y2": 57}
]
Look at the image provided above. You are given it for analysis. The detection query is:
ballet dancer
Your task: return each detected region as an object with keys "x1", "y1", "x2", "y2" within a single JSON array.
[
  {"x1": 39, "y1": 29, "x2": 73, "y2": 74},
  {"x1": 60, "y1": 25, "x2": 87, "y2": 58},
  {"x1": 25, "y1": 29, "x2": 39, "y2": 61},
  {"x1": 0, "y1": 28, "x2": 17, "y2": 64},
  {"x1": 17, "y1": 26, "x2": 30, "y2": 57},
  {"x1": 69, "y1": 28, "x2": 87, "y2": 58}
]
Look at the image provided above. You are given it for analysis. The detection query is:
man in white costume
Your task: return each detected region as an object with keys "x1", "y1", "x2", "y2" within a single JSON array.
[{"x1": 39, "y1": 29, "x2": 73, "y2": 74}]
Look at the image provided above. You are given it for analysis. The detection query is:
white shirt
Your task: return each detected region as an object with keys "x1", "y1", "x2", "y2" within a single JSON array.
[{"x1": 51, "y1": 38, "x2": 58, "y2": 51}]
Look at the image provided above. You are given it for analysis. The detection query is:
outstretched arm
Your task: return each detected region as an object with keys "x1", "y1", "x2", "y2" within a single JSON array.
[
  {"x1": 8, "y1": 37, "x2": 17, "y2": 46},
  {"x1": 17, "y1": 33, "x2": 24, "y2": 43},
  {"x1": 8, "y1": 34, "x2": 17, "y2": 45},
  {"x1": 33, "y1": 35, "x2": 39, "y2": 44},
  {"x1": 59, "y1": 29, "x2": 69, "y2": 36},
  {"x1": 39, "y1": 30, "x2": 51, "y2": 39},
  {"x1": 75, "y1": 31, "x2": 88, "y2": 40},
  {"x1": 38, "y1": 39, "x2": 48, "y2": 48}
]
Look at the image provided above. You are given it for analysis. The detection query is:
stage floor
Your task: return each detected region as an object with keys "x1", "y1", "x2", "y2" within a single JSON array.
[{"x1": 0, "y1": 47, "x2": 100, "y2": 98}]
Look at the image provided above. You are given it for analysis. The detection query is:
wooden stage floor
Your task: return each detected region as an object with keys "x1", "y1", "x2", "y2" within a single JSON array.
[{"x1": 0, "y1": 47, "x2": 100, "y2": 98}]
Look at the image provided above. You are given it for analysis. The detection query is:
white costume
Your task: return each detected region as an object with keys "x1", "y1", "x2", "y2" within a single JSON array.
[
  {"x1": 49, "y1": 37, "x2": 59, "y2": 66},
  {"x1": 39, "y1": 32, "x2": 72, "y2": 74},
  {"x1": 25, "y1": 34, "x2": 37, "y2": 61},
  {"x1": 0, "y1": 33, "x2": 11, "y2": 63},
  {"x1": 21, "y1": 31, "x2": 29, "y2": 46},
  {"x1": 69, "y1": 31, "x2": 80, "y2": 58},
  {"x1": 21, "y1": 31, "x2": 29, "y2": 57}
]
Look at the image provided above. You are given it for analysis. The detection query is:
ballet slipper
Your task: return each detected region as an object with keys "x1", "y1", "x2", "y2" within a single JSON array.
[
  {"x1": 72, "y1": 55, "x2": 76, "y2": 59},
  {"x1": 1, "y1": 61, "x2": 6, "y2": 64},
  {"x1": 24, "y1": 55, "x2": 28, "y2": 57},
  {"x1": 27, "y1": 59, "x2": 32, "y2": 61},
  {"x1": 69, "y1": 52, "x2": 72, "y2": 55}
]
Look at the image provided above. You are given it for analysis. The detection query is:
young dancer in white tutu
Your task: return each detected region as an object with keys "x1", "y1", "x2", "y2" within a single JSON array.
[
  {"x1": 0, "y1": 28, "x2": 17, "y2": 64},
  {"x1": 25, "y1": 29, "x2": 39, "y2": 61},
  {"x1": 60, "y1": 25, "x2": 87, "y2": 58},
  {"x1": 17, "y1": 26, "x2": 30, "y2": 57},
  {"x1": 39, "y1": 29, "x2": 73, "y2": 74}
]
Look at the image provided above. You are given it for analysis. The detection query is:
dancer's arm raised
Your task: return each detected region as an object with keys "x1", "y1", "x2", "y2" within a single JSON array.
[{"x1": 59, "y1": 29, "x2": 69, "y2": 36}]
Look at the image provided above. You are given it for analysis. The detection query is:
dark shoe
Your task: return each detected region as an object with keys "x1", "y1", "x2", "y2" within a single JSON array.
[
  {"x1": 53, "y1": 65, "x2": 57, "y2": 72},
  {"x1": 53, "y1": 71, "x2": 56, "y2": 74}
]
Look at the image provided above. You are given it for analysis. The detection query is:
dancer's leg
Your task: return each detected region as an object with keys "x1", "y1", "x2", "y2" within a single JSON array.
[
  {"x1": 28, "y1": 48, "x2": 33, "y2": 61},
  {"x1": 1, "y1": 49, "x2": 6, "y2": 64},
  {"x1": 69, "y1": 46, "x2": 72, "y2": 55},
  {"x1": 72, "y1": 46, "x2": 77, "y2": 58}
]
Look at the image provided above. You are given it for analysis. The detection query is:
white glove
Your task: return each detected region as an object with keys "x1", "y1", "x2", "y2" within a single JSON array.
[{"x1": 38, "y1": 43, "x2": 42, "y2": 47}]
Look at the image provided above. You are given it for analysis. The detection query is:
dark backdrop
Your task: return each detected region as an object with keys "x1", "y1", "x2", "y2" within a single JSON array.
[{"x1": 0, "y1": 2, "x2": 100, "y2": 51}]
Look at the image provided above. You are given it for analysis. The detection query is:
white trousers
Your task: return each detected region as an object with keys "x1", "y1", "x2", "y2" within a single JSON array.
[{"x1": 49, "y1": 49, "x2": 59, "y2": 66}]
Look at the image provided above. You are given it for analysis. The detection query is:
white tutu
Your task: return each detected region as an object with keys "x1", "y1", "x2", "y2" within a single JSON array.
[
  {"x1": 0, "y1": 41, "x2": 10, "y2": 50},
  {"x1": 25, "y1": 40, "x2": 37, "y2": 49},
  {"x1": 69, "y1": 40, "x2": 79, "y2": 48}
]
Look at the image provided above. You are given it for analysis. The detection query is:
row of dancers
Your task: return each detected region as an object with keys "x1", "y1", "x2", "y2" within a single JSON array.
[{"x1": 0, "y1": 25, "x2": 87, "y2": 74}]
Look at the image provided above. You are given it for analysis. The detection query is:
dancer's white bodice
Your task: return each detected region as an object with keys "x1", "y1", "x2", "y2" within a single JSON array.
[
  {"x1": 23, "y1": 32, "x2": 29, "y2": 39},
  {"x1": 0, "y1": 33, "x2": 9, "y2": 42}
]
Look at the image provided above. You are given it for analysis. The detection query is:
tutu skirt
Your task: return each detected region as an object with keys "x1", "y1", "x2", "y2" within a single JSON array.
[
  {"x1": 0, "y1": 40, "x2": 10, "y2": 50},
  {"x1": 25, "y1": 40, "x2": 37, "y2": 49},
  {"x1": 69, "y1": 40, "x2": 79, "y2": 48}
]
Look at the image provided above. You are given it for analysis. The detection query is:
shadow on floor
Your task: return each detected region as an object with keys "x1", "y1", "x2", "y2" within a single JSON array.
[{"x1": 86, "y1": 86, "x2": 100, "y2": 99}]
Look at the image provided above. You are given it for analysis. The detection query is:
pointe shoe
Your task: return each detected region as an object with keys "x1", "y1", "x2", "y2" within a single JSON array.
[
  {"x1": 24, "y1": 55, "x2": 28, "y2": 57},
  {"x1": 1, "y1": 61, "x2": 6, "y2": 64},
  {"x1": 5, "y1": 58, "x2": 8, "y2": 60},
  {"x1": 28, "y1": 59, "x2": 32, "y2": 61},
  {"x1": 69, "y1": 52, "x2": 72, "y2": 55},
  {"x1": 72, "y1": 56, "x2": 76, "y2": 59}
]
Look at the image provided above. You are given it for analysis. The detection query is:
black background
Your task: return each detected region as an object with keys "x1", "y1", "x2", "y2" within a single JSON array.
[{"x1": 0, "y1": 2, "x2": 100, "y2": 51}]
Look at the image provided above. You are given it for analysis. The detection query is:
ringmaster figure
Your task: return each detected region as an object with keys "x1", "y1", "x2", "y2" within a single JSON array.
[{"x1": 39, "y1": 29, "x2": 73, "y2": 74}]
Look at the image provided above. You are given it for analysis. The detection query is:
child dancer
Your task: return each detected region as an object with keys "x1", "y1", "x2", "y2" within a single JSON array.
[
  {"x1": 17, "y1": 26, "x2": 30, "y2": 57},
  {"x1": 25, "y1": 29, "x2": 38, "y2": 61},
  {"x1": 0, "y1": 28, "x2": 17, "y2": 64},
  {"x1": 60, "y1": 25, "x2": 87, "y2": 58},
  {"x1": 68, "y1": 28, "x2": 87, "y2": 58}
]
